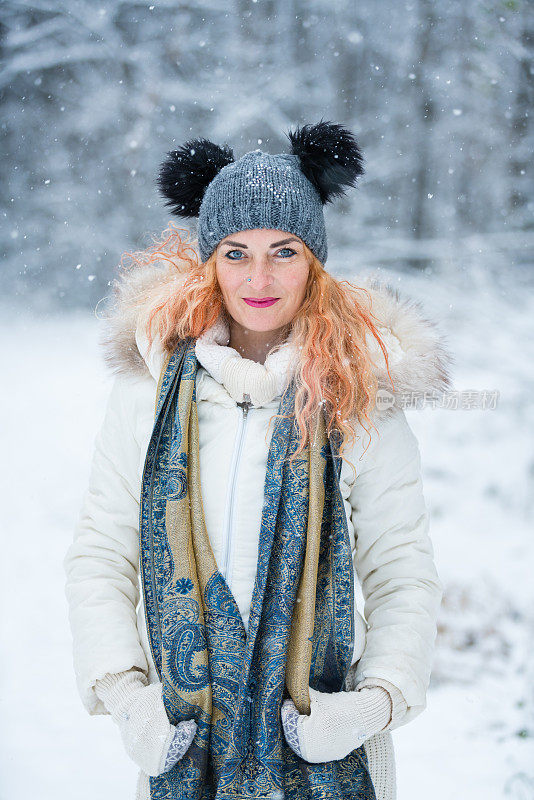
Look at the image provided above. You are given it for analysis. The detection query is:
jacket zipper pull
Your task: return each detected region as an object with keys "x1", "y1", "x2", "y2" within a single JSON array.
[{"x1": 238, "y1": 393, "x2": 252, "y2": 417}]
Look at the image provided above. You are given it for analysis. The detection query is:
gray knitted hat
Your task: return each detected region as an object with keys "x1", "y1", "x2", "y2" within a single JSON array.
[{"x1": 156, "y1": 120, "x2": 365, "y2": 266}]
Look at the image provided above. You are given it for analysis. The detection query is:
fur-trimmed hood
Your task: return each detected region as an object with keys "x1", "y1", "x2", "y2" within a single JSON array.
[{"x1": 98, "y1": 261, "x2": 453, "y2": 410}]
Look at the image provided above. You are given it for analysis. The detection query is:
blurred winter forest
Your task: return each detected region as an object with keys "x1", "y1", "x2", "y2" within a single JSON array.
[
  {"x1": 1, "y1": 2, "x2": 534, "y2": 799},
  {"x1": 2, "y1": 0, "x2": 533, "y2": 309}
]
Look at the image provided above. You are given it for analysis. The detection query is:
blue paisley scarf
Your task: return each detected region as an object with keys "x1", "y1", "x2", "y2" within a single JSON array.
[{"x1": 139, "y1": 337, "x2": 377, "y2": 799}]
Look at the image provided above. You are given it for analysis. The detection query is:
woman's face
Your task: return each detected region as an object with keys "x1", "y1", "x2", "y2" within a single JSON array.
[{"x1": 215, "y1": 229, "x2": 310, "y2": 333}]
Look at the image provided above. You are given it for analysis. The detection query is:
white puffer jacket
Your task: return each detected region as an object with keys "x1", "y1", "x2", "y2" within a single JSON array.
[{"x1": 63, "y1": 264, "x2": 452, "y2": 799}]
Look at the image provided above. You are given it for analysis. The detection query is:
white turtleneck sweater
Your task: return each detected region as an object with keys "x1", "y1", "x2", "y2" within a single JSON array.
[{"x1": 194, "y1": 311, "x2": 299, "y2": 407}]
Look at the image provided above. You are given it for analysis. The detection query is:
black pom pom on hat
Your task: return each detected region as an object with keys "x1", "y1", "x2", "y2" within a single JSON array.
[
  {"x1": 286, "y1": 119, "x2": 365, "y2": 204},
  {"x1": 156, "y1": 138, "x2": 235, "y2": 218}
]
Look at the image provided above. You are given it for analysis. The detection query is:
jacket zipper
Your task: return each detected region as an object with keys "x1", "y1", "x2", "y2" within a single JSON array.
[{"x1": 222, "y1": 393, "x2": 252, "y2": 589}]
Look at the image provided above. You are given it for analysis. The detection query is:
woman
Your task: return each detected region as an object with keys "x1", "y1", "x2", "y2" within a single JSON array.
[{"x1": 64, "y1": 121, "x2": 452, "y2": 800}]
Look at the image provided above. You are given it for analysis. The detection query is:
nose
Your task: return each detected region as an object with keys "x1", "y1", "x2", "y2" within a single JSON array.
[{"x1": 245, "y1": 259, "x2": 274, "y2": 292}]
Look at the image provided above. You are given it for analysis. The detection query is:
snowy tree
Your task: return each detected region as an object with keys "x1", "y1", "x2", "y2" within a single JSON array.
[{"x1": 1, "y1": 0, "x2": 532, "y2": 310}]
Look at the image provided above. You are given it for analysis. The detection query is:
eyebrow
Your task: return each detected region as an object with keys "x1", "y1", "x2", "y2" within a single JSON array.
[{"x1": 220, "y1": 237, "x2": 300, "y2": 249}]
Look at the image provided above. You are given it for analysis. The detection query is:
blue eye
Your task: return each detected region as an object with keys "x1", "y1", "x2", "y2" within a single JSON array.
[
  {"x1": 225, "y1": 250, "x2": 244, "y2": 260},
  {"x1": 277, "y1": 247, "x2": 296, "y2": 258}
]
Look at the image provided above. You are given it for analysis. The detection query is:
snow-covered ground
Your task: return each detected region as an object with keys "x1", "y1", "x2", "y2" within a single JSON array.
[{"x1": 1, "y1": 264, "x2": 533, "y2": 799}]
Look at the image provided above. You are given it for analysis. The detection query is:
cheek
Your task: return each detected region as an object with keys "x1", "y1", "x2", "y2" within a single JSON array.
[
  {"x1": 216, "y1": 265, "x2": 240, "y2": 295},
  {"x1": 282, "y1": 269, "x2": 308, "y2": 301}
]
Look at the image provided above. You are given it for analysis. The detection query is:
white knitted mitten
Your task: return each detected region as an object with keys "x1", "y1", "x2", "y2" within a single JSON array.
[
  {"x1": 94, "y1": 670, "x2": 197, "y2": 777},
  {"x1": 281, "y1": 685, "x2": 392, "y2": 763}
]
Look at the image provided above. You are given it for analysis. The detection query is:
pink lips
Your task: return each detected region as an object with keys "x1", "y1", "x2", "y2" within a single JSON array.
[{"x1": 243, "y1": 297, "x2": 280, "y2": 308}]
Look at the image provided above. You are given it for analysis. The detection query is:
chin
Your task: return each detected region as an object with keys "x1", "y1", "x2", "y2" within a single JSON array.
[
  {"x1": 235, "y1": 308, "x2": 284, "y2": 328},
  {"x1": 240, "y1": 318, "x2": 283, "y2": 333}
]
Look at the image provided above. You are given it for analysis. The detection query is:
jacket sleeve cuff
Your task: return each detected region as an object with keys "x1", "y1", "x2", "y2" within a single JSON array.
[{"x1": 354, "y1": 677, "x2": 409, "y2": 731}]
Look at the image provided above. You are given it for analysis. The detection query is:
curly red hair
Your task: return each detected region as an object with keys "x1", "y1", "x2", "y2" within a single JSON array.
[{"x1": 120, "y1": 221, "x2": 395, "y2": 477}]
